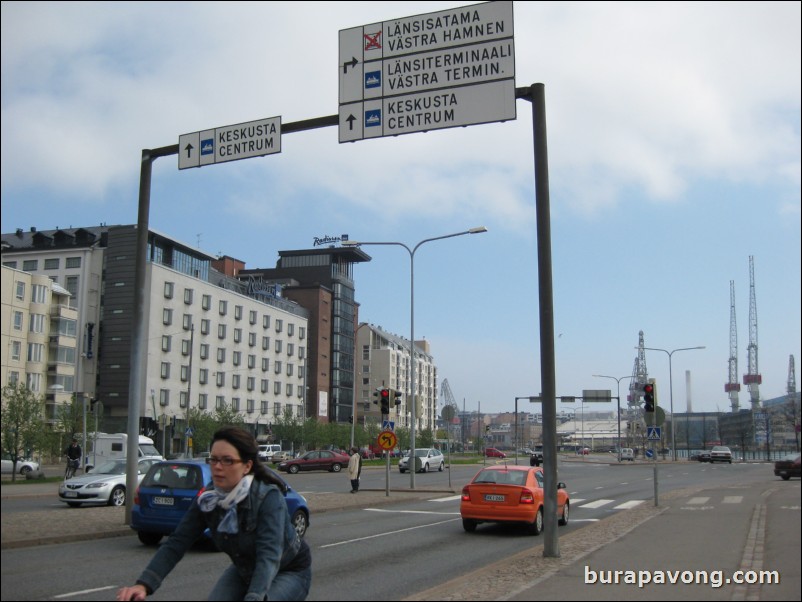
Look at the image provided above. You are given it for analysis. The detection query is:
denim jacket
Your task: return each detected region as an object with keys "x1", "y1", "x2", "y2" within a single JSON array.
[{"x1": 136, "y1": 479, "x2": 303, "y2": 600}]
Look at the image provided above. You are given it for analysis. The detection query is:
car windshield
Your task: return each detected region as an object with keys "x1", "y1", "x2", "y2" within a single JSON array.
[
  {"x1": 474, "y1": 469, "x2": 526, "y2": 486},
  {"x1": 94, "y1": 461, "x2": 127, "y2": 475},
  {"x1": 414, "y1": 449, "x2": 430, "y2": 457}
]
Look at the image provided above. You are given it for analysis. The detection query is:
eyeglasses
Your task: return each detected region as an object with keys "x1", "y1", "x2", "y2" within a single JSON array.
[{"x1": 206, "y1": 456, "x2": 244, "y2": 466}]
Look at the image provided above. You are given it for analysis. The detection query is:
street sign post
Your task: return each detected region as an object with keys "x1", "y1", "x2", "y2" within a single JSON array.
[
  {"x1": 179, "y1": 116, "x2": 281, "y2": 169},
  {"x1": 338, "y1": 1, "x2": 515, "y2": 142}
]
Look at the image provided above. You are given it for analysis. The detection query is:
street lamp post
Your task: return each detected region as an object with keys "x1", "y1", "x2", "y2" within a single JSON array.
[
  {"x1": 344, "y1": 227, "x2": 487, "y2": 489},
  {"x1": 514, "y1": 396, "x2": 539, "y2": 465},
  {"x1": 643, "y1": 346, "x2": 706, "y2": 461},
  {"x1": 592, "y1": 375, "x2": 634, "y2": 461}
]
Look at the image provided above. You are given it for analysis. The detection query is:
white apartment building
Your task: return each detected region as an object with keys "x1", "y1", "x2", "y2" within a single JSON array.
[
  {"x1": 354, "y1": 323, "x2": 438, "y2": 431},
  {"x1": 1, "y1": 265, "x2": 78, "y2": 422}
]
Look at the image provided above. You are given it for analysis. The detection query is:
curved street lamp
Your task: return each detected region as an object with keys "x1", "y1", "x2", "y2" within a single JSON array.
[
  {"x1": 642, "y1": 346, "x2": 706, "y2": 461},
  {"x1": 592, "y1": 374, "x2": 634, "y2": 461},
  {"x1": 344, "y1": 226, "x2": 488, "y2": 489}
]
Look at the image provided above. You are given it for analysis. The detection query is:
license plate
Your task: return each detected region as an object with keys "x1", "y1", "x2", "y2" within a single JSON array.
[
  {"x1": 484, "y1": 494, "x2": 505, "y2": 502},
  {"x1": 64, "y1": 491, "x2": 77, "y2": 498},
  {"x1": 153, "y1": 496, "x2": 174, "y2": 506}
]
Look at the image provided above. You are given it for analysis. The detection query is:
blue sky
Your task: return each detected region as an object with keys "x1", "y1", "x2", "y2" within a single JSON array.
[{"x1": 2, "y1": 1, "x2": 800, "y2": 416}]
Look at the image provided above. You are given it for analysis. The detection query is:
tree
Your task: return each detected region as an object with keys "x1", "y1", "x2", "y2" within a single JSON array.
[{"x1": 1, "y1": 384, "x2": 45, "y2": 482}]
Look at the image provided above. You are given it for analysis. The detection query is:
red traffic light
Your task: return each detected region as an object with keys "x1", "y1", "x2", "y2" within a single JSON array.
[
  {"x1": 381, "y1": 389, "x2": 390, "y2": 399},
  {"x1": 643, "y1": 384, "x2": 653, "y2": 394}
]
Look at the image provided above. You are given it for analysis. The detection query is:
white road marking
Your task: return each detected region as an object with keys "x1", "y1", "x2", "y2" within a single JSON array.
[
  {"x1": 430, "y1": 494, "x2": 462, "y2": 502},
  {"x1": 578, "y1": 498, "x2": 614, "y2": 509},
  {"x1": 687, "y1": 496, "x2": 711, "y2": 505},
  {"x1": 614, "y1": 500, "x2": 645, "y2": 510},
  {"x1": 319, "y1": 516, "x2": 461, "y2": 548},
  {"x1": 722, "y1": 496, "x2": 743, "y2": 504},
  {"x1": 54, "y1": 586, "x2": 118, "y2": 599}
]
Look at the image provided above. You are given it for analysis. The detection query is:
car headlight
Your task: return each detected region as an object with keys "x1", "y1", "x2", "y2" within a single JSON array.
[{"x1": 86, "y1": 482, "x2": 109, "y2": 489}]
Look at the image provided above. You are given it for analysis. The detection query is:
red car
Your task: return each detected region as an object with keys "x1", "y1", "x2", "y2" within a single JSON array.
[
  {"x1": 277, "y1": 450, "x2": 350, "y2": 474},
  {"x1": 774, "y1": 454, "x2": 801, "y2": 480},
  {"x1": 460, "y1": 465, "x2": 569, "y2": 535},
  {"x1": 484, "y1": 447, "x2": 507, "y2": 458}
]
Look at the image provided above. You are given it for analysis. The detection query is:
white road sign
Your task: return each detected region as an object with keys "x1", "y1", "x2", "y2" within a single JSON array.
[
  {"x1": 338, "y1": 1, "x2": 515, "y2": 142},
  {"x1": 179, "y1": 116, "x2": 281, "y2": 170}
]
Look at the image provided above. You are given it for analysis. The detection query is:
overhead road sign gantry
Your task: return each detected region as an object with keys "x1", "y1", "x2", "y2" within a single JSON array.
[
  {"x1": 179, "y1": 116, "x2": 281, "y2": 170},
  {"x1": 338, "y1": 1, "x2": 515, "y2": 143}
]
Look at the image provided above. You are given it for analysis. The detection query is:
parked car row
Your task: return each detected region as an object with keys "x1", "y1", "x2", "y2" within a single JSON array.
[{"x1": 1, "y1": 454, "x2": 39, "y2": 475}]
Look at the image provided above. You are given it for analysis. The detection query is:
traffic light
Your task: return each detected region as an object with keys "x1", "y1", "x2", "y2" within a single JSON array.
[
  {"x1": 394, "y1": 390, "x2": 402, "y2": 406},
  {"x1": 380, "y1": 388, "x2": 390, "y2": 414},
  {"x1": 348, "y1": 415, "x2": 353, "y2": 424},
  {"x1": 643, "y1": 383, "x2": 655, "y2": 412}
]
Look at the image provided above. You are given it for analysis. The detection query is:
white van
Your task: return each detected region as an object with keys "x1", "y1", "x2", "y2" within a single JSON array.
[
  {"x1": 86, "y1": 433, "x2": 163, "y2": 471},
  {"x1": 258, "y1": 444, "x2": 282, "y2": 461},
  {"x1": 619, "y1": 448, "x2": 635, "y2": 462}
]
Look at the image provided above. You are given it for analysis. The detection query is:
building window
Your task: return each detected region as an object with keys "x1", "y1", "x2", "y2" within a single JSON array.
[
  {"x1": 216, "y1": 395, "x2": 225, "y2": 410},
  {"x1": 10, "y1": 341, "x2": 21, "y2": 361},
  {"x1": 22, "y1": 259, "x2": 38, "y2": 271},
  {"x1": 248, "y1": 354, "x2": 256, "y2": 369},
  {"x1": 199, "y1": 343, "x2": 209, "y2": 360},
  {"x1": 44, "y1": 258, "x2": 60, "y2": 270},
  {"x1": 180, "y1": 365, "x2": 189, "y2": 382},
  {"x1": 3, "y1": 260, "x2": 17, "y2": 269},
  {"x1": 27, "y1": 343, "x2": 44, "y2": 362},
  {"x1": 12, "y1": 311, "x2": 23, "y2": 331},
  {"x1": 183, "y1": 314, "x2": 192, "y2": 330},
  {"x1": 273, "y1": 401, "x2": 281, "y2": 416},
  {"x1": 202, "y1": 294, "x2": 211, "y2": 310},
  {"x1": 182, "y1": 339, "x2": 190, "y2": 356},
  {"x1": 274, "y1": 361, "x2": 282, "y2": 374},
  {"x1": 164, "y1": 282, "x2": 174, "y2": 299},
  {"x1": 160, "y1": 362, "x2": 170, "y2": 379},
  {"x1": 248, "y1": 332, "x2": 256, "y2": 347},
  {"x1": 216, "y1": 372, "x2": 225, "y2": 387},
  {"x1": 261, "y1": 400, "x2": 268, "y2": 415},
  {"x1": 66, "y1": 257, "x2": 81, "y2": 269},
  {"x1": 275, "y1": 319, "x2": 283, "y2": 333},
  {"x1": 298, "y1": 346, "x2": 305, "y2": 360},
  {"x1": 247, "y1": 399, "x2": 255, "y2": 413},
  {"x1": 163, "y1": 309, "x2": 173, "y2": 326},
  {"x1": 219, "y1": 300, "x2": 227, "y2": 315},
  {"x1": 233, "y1": 351, "x2": 241, "y2": 366},
  {"x1": 262, "y1": 358, "x2": 269, "y2": 372},
  {"x1": 180, "y1": 391, "x2": 188, "y2": 408},
  {"x1": 261, "y1": 379, "x2": 269, "y2": 393},
  {"x1": 275, "y1": 340, "x2": 282, "y2": 354},
  {"x1": 31, "y1": 284, "x2": 47, "y2": 303},
  {"x1": 287, "y1": 343, "x2": 294, "y2": 357},
  {"x1": 234, "y1": 305, "x2": 243, "y2": 320},
  {"x1": 8, "y1": 371, "x2": 20, "y2": 386},
  {"x1": 299, "y1": 327, "x2": 306, "y2": 340},
  {"x1": 218, "y1": 324, "x2": 226, "y2": 339},
  {"x1": 15, "y1": 282, "x2": 25, "y2": 300},
  {"x1": 286, "y1": 364, "x2": 294, "y2": 377},
  {"x1": 198, "y1": 394, "x2": 208, "y2": 410},
  {"x1": 162, "y1": 335, "x2": 172, "y2": 352},
  {"x1": 232, "y1": 397, "x2": 240, "y2": 411},
  {"x1": 184, "y1": 288, "x2": 194, "y2": 305},
  {"x1": 28, "y1": 313, "x2": 45, "y2": 333},
  {"x1": 247, "y1": 377, "x2": 255, "y2": 391},
  {"x1": 217, "y1": 348, "x2": 226, "y2": 363},
  {"x1": 65, "y1": 276, "x2": 79, "y2": 306},
  {"x1": 263, "y1": 315, "x2": 271, "y2": 329},
  {"x1": 160, "y1": 389, "x2": 169, "y2": 406},
  {"x1": 232, "y1": 375, "x2": 240, "y2": 389},
  {"x1": 262, "y1": 336, "x2": 270, "y2": 350},
  {"x1": 274, "y1": 382, "x2": 281, "y2": 395},
  {"x1": 199, "y1": 369, "x2": 208, "y2": 385},
  {"x1": 249, "y1": 310, "x2": 257, "y2": 325},
  {"x1": 234, "y1": 328, "x2": 242, "y2": 343},
  {"x1": 201, "y1": 319, "x2": 210, "y2": 335},
  {"x1": 286, "y1": 384, "x2": 293, "y2": 397},
  {"x1": 26, "y1": 373, "x2": 42, "y2": 392}
]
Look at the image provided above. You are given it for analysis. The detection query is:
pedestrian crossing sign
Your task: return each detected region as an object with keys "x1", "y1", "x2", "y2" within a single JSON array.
[{"x1": 647, "y1": 426, "x2": 661, "y2": 441}]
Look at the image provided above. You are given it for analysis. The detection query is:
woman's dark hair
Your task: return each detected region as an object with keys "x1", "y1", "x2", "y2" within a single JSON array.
[{"x1": 211, "y1": 427, "x2": 287, "y2": 493}]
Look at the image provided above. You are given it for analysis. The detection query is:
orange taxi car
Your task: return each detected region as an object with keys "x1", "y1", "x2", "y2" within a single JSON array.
[{"x1": 460, "y1": 465, "x2": 569, "y2": 535}]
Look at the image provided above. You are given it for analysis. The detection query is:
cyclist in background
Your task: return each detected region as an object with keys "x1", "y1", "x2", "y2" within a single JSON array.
[{"x1": 64, "y1": 438, "x2": 81, "y2": 479}]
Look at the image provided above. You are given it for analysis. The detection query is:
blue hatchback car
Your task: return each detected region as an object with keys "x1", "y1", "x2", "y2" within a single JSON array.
[{"x1": 132, "y1": 459, "x2": 310, "y2": 546}]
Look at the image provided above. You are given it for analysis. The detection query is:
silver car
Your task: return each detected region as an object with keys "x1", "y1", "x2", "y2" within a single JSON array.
[
  {"x1": 398, "y1": 448, "x2": 444, "y2": 473},
  {"x1": 59, "y1": 458, "x2": 159, "y2": 507}
]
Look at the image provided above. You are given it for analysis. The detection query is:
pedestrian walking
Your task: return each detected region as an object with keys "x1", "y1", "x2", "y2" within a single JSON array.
[{"x1": 347, "y1": 446, "x2": 362, "y2": 493}]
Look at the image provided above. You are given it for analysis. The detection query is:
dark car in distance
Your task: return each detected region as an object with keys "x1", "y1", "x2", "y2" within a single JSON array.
[
  {"x1": 690, "y1": 450, "x2": 711, "y2": 462},
  {"x1": 277, "y1": 449, "x2": 350, "y2": 474},
  {"x1": 131, "y1": 459, "x2": 310, "y2": 546},
  {"x1": 774, "y1": 454, "x2": 801, "y2": 480}
]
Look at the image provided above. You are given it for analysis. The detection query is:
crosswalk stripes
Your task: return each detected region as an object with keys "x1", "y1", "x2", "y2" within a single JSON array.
[{"x1": 427, "y1": 494, "x2": 746, "y2": 510}]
